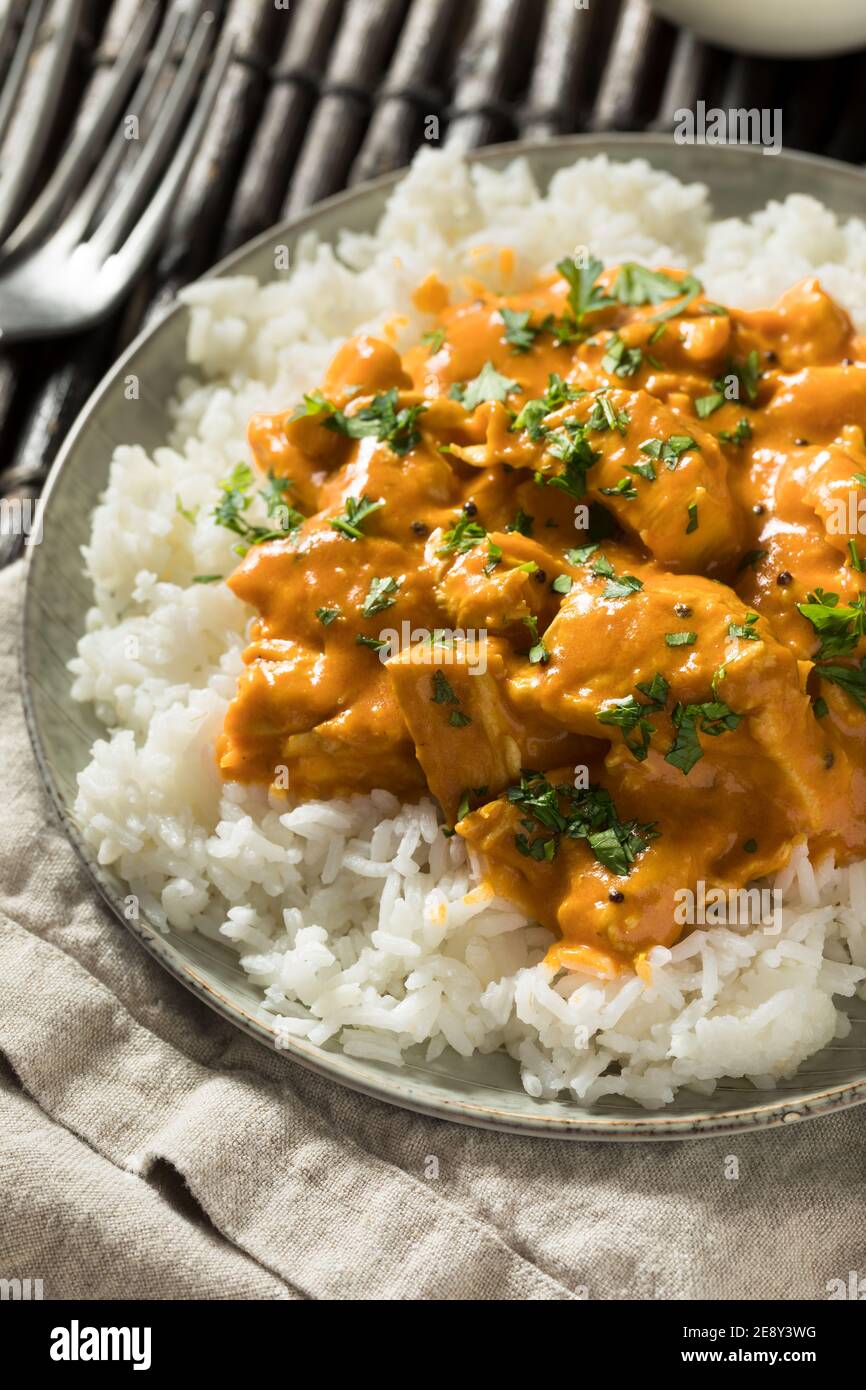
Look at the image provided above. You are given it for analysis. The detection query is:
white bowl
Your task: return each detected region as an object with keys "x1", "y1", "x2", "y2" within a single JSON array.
[{"x1": 648, "y1": 0, "x2": 866, "y2": 57}]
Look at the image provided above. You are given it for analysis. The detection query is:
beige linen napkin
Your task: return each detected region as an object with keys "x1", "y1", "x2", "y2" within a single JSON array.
[{"x1": 1, "y1": 558, "x2": 864, "y2": 1301}]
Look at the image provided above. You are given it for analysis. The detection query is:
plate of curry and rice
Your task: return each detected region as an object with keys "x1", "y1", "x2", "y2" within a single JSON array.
[{"x1": 23, "y1": 135, "x2": 866, "y2": 1139}]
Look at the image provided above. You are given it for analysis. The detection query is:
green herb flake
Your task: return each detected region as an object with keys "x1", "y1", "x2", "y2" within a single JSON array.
[
  {"x1": 718, "y1": 417, "x2": 753, "y2": 448},
  {"x1": 361, "y1": 576, "x2": 400, "y2": 618},
  {"x1": 602, "y1": 334, "x2": 643, "y2": 379},
  {"x1": 639, "y1": 434, "x2": 698, "y2": 471},
  {"x1": 500, "y1": 307, "x2": 538, "y2": 353},
  {"x1": 507, "y1": 769, "x2": 659, "y2": 875},
  {"x1": 421, "y1": 327, "x2": 446, "y2": 355},
  {"x1": 326, "y1": 388, "x2": 426, "y2": 456},
  {"x1": 737, "y1": 548, "x2": 768, "y2": 573},
  {"x1": 452, "y1": 360, "x2": 520, "y2": 411},
  {"x1": 316, "y1": 607, "x2": 340, "y2": 626},
  {"x1": 329, "y1": 494, "x2": 385, "y2": 540},
  {"x1": 665, "y1": 700, "x2": 742, "y2": 775},
  {"x1": 665, "y1": 630, "x2": 697, "y2": 646}
]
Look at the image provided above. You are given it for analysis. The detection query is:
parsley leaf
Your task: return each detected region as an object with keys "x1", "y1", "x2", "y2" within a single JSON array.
[
  {"x1": 361, "y1": 576, "x2": 400, "y2": 617},
  {"x1": 613, "y1": 264, "x2": 687, "y2": 306},
  {"x1": 818, "y1": 659, "x2": 866, "y2": 712},
  {"x1": 665, "y1": 700, "x2": 742, "y2": 775},
  {"x1": 597, "y1": 673, "x2": 669, "y2": 761},
  {"x1": 602, "y1": 334, "x2": 643, "y2": 379},
  {"x1": 500, "y1": 308, "x2": 538, "y2": 353},
  {"x1": 327, "y1": 388, "x2": 426, "y2": 456},
  {"x1": 639, "y1": 434, "x2": 697, "y2": 470},
  {"x1": 506, "y1": 770, "x2": 659, "y2": 875},
  {"x1": 718, "y1": 417, "x2": 753, "y2": 447},
  {"x1": 798, "y1": 589, "x2": 866, "y2": 659},
  {"x1": 438, "y1": 511, "x2": 487, "y2": 555},
  {"x1": 316, "y1": 607, "x2": 340, "y2": 625},
  {"x1": 329, "y1": 494, "x2": 385, "y2": 540},
  {"x1": 452, "y1": 360, "x2": 519, "y2": 410},
  {"x1": 556, "y1": 254, "x2": 613, "y2": 332}
]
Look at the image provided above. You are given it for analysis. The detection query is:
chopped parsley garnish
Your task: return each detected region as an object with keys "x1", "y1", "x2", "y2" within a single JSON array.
[
  {"x1": 648, "y1": 274, "x2": 703, "y2": 324},
  {"x1": 854, "y1": 472, "x2": 866, "y2": 488},
  {"x1": 552, "y1": 573, "x2": 573, "y2": 595},
  {"x1": 587, "y1": 393, "x2": 630, "y2": 435},
  {"x1": 506, "y1": 507, "x2": 534, "y2": 537},
  {"x1": 665, "y1": 630, "x2": 697, "y2": 646},
  {"x1": 500, "y1": 308, "x2": 539, "y2": 353},
  {"x1": 696, "y1": 351, "x2": 763, "y2": 418},
  {"x1": 213, "y1": 462, "x2": 305, "y2": 554},
  {"x1": 695, "y1": 391, "x2": 725, "y2": 418},
  {"x1": 594, "y1": 558, "x2": 643, "y2": 601},
  {"x1": 421, "y1": 327, "x2": 446, "y2": 355},
  {"x1": 506, "y1": 769, "x2": 659, "y2": 875},
  {"x1": 566, "y1": 542, "x2": 600, "y2": 564},
  {"x1": 361, "y1": 576, "x2": 400, "y2": 617},
  {"x1": 639, "y1": 434, "x2": 697, "y2": 470},
  {"x1": 176, "y1": 496, "x2": 198, "y2": 524},
  {"x1": 665, "y1": 700, "x2": 742, "y2": 775},
  {"x1": 816, "y1": 658, "x2": 866, "y2": 713},
  {"x1": 451, "y1": 360, "x2": 519, "y2": 410},
  {"x1": 728, "y1": 613, "x2": 760, "y2": 641},
  {"x1": 289, "y1": 389, "x2": 337, "y2": 422},
  {"x1": 625, "y1": 458, "x2": 657, "y2": 482},
  {"x1": 522, "y1": 615, "x2": 550, "y2": 665},
  {"x1": 737, "y1": 548, "x2": 767, "y2": 572},
  {"x1": 512, "y1": 373, "x2": 584, "y2": 441},
  {"x1": 456, "y1": 786, "x2": 489, "y2": 822},
  {"x1": 438, "y1": 511, "x2": 487, "y2": 555},
  {"x1": 718, "y1": 417, "x2": 753, "y2": 447},
  {"x1": 686, "y1": 501, "x2": 699, "y2": 534},
  {"x1": 326, "y1": 388, "x2": 426, "y2": 456},
  {"x1": 484, "y1": 540, "x2": 503, "y2": 575},
  {"x1": 596, "y1": 673, "x2": 669, "y2": 761},
  {"x1": 316, "y1": 607, "x2": 340, "y2": 625},
  {"x1": 613, "y1": 264, "x2": 688, "y2": 306},
  {"x1": 849, "y1": 541, "x2": 864, "y2": 573},
  {"x1": 813, "y1": 695, "x2": 829, "y2": 719},
  {"x1": 431, "y1": 669, "x2": 472, "y2": 726},
  {"x1": 329, "y1": 494, "x2": 385, "y2": 540},
  {"x1": 600, "y1": 476, "x2": 638, "y2": 500},
  {"x1": 556, "y1": 254, "x2": 613, "y2": 335},
  {"x1": 541, "y1": 421, "x2": 601, "y2": 499},
  {"x1": 797, "y1": 588, "x2": 866, "y2": 659},
  {"x1": 356, "y1": 634, "x2": 387, "y2": 652},
  {"x1": 192, "y1": 574, "x2": 222, "y2": 584},
  {"x1": 602, "y1": 334, "x2": 643, "y2": 379}
]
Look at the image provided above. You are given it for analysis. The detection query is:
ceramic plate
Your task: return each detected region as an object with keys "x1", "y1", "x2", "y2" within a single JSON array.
[{"x1": 22, "y1": 134, "x2": 866, "y2": 1139}]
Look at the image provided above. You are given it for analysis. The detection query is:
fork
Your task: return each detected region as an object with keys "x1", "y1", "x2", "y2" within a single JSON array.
[{"x1": 0, "y1": 4, "x2": 232, "y2": 343}]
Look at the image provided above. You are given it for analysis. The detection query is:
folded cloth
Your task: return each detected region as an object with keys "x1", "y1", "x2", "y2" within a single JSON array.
[{"x1": 2, "y1": 558, "x2": 864, "y2": 1301}]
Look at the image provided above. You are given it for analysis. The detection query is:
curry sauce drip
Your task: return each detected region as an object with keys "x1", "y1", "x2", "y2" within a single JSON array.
[{"x1": 216, "y1": 258, "x2": 866, "y2": 978}]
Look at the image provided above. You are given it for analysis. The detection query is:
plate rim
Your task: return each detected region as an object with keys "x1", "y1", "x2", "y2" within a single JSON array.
[{"x1": 21, "y1": 131, "x2": 866, "y2": 1140}]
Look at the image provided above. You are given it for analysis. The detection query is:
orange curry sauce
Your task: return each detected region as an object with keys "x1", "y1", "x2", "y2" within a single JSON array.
[{"x1": 215, "y1": 257, "x2": 866, "y2": 979}]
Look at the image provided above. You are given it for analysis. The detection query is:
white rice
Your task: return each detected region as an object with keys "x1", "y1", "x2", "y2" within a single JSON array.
[{"x1": 70, "y1": 149, "x2": 866, "y2": 1108}]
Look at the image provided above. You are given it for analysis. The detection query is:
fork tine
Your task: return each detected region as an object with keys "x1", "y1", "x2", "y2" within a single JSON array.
[
  {"x1": 0, "y1": 0, "x2": 81, "y2": 244},
  {"x1": 1, "y1": 3, "x2": 160, "y2": 259},
  {"x1": 0, "y1": 0, "x2": 46, "y2": 150},
  {"x1": 87, "y1": 11, "x2": 217, "y2": 265},
  {"x1": 106, "y1": 29, "x2": 233, "y2": 296},
  {"x1": 48, "y1": 4, "x2": 187, "y2": 254}
]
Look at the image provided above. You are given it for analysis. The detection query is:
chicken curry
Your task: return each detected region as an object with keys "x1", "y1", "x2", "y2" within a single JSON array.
[{"x1": 213, "y1": 253, "x2": 866, "y2": 979}]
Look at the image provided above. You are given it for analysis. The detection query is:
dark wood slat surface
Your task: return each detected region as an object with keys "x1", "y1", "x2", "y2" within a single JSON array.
[{"x1": 0, "y1": 0, "x2": 864, "y2": 566}]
